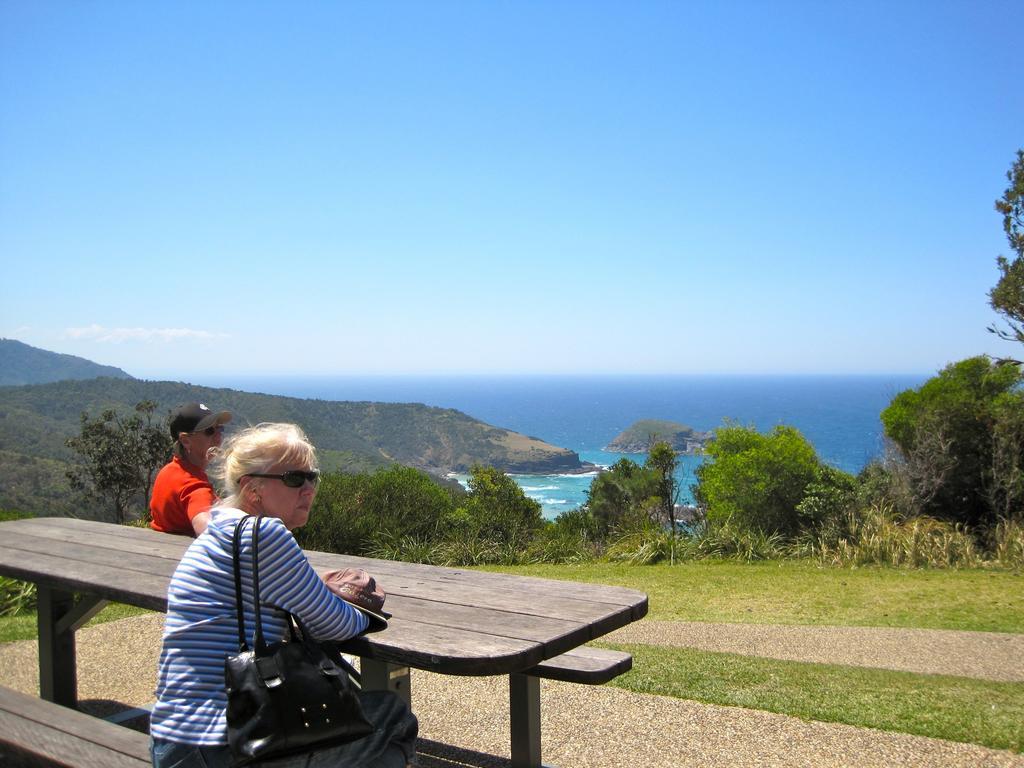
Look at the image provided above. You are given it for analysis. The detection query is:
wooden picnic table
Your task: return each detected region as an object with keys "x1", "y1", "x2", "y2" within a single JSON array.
[{"x1": 0, "y1": 516, "x2": 647, "y2": 767}]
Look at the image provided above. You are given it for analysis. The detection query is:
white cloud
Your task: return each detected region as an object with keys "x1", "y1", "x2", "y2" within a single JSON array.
[{"x1": 63, "y1": 325, "x2": 229, "y2": 343}]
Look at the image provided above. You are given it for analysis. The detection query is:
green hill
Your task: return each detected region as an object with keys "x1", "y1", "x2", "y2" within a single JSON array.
[
  {"x1": 0, "y1": 338, "x2": 133, "y2": 386},
  {"x1": 605, "y1": 419, "x2": 712, "y2": 454},
  {"x1": 0, "y1": 377, "x2": 585, "y2": 516}
]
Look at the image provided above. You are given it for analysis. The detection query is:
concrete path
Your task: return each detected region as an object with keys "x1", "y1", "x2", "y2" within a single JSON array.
[
  {"x1": 605, "y1": 620, "x2": 1024, "y2": 681},
  {"x1": 0, "y1": 613, "x2": 1021, "y2": 767}
]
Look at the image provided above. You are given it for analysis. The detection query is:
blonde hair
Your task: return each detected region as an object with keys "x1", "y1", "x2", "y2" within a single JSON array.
[{"x1": 209, "y1": 422, "x2": 318, "y2": 508}]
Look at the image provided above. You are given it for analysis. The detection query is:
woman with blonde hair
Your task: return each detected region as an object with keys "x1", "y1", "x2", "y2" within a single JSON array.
[{"x1": 150, "y1": 422, "x2": 417, "y2": 767}]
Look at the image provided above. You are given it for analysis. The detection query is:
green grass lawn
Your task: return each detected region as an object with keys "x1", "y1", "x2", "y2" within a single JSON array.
[
  {"x1": 602, "y1": 643, "x2": 1024, "y2": 753},
  {"x1": 0, "y1": 603, "x2": 148, "y2": 644},
  {"x1": 481, "y1": 560, "x2": 1024, "y2": 632},
  {"x1": 477, "y1": 560, "x2": 1024, "y2": 753}
]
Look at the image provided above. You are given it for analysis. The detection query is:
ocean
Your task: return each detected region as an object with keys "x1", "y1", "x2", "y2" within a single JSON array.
[{"x1": 198, "y1": 374, "x2": 928, "y2": 519}]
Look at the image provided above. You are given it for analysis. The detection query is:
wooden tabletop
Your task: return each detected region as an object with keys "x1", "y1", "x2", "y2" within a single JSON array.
[{"x1": 0, "y1": 517, "x2": 647, "y2": 676}]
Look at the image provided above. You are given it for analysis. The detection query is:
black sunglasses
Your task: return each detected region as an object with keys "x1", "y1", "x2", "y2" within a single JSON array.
[{"x1": 245, "y1": 470, "x2": 320, "y2": 488}]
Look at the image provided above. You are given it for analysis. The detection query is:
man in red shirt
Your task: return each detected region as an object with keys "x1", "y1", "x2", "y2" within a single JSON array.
[{"x1": 150, "y1": 402, "x2": 232, "y2": 536}]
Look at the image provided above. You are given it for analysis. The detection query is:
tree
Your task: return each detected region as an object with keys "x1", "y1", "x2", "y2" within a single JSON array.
[
  {"x1": 456, "y1": 465, "x2": 544, "y2": 546},
  {"x1": 880, "y1": 356, "x2": 1024, "y2": 528},
  {"x1": 694, "y1": 423, "x2": 821, "y2": 537},
  {"x1": 989, "y1": 149, "x2": 1024, "y2": 358},
  {"x1": 585, "y1": 458, "x2": 659, "y2": 538},
  {"x1": 65, "y1": 400, "x2": 172, "y2": 524},
  {"x1": 645, "y1": 441, "x2": 679, "y2": 561},
  {"x1": 136, "y1": 400, "x2": 171, "y2": 512}
]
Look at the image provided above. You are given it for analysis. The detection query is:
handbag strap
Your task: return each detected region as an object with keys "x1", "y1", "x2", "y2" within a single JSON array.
[
  {"x1": 250, "y1": 515, "x2": 269, "y2": 654},
  {"x1": 231, "y1": 513, "x2": 304, "y2": 655},
  {"x1": 231, "y1": 515, "x2": 250, "y2": 652}
]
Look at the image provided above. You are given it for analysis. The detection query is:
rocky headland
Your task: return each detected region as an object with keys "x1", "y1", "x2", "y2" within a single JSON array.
[{"x1": 605, "y1": 418, "x2": 712, "y2": 454}]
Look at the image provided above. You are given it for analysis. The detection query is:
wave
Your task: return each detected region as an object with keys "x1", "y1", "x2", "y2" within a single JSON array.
[
  {"x1": 521, "y1": 484, "x2": 559, "y2": 491},
  {"x1": 528, "y1": 497, "x2": 571, "y2": 506}
]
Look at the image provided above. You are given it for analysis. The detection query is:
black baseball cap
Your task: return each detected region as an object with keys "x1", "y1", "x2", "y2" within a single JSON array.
[{"x1": 169, "y1": 403, "x2": 232, "y2": 440}]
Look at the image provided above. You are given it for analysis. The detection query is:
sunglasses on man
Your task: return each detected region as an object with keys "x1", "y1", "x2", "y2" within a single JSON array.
[
  {"x1": 245, "y1": 470, "x2": 320, "y2": 488},
  {"x1": 187, "y1": 425, "x2": 225, "y2": 437}
]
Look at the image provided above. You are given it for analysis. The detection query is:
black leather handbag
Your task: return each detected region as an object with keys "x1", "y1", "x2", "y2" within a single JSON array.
[{"x1": 225, "y1": 515, "x2": 374, "y2": 766}]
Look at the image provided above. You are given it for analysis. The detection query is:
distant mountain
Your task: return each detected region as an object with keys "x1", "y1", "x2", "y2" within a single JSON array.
[
  {"x1": 0, "y1": 339, "x2": 133, "y2": 386},
  {"x1": 605, "y1": 419, "x2": 712, "y2": 454},
  {"x1": 0, "y1": 376, "x2": 588, "y2": 516}
]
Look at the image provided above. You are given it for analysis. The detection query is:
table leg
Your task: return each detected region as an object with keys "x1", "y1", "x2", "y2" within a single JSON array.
[
  {"x1": 36, "y1": 587, "x2": 108, "y2": 708},
  {"x1": 37, "y1": 586, "x2": 77, "y2": 707},
  {"x1": 360, "y1": 659, "x2": 412, "y2": 708},
  {"x1": 509, "y1": 673, "x2": 542, "y2": 768}
]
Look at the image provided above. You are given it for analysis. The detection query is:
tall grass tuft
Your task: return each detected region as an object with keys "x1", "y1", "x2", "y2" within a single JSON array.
[
  {"x1": 813, "y1": 504, "x2": 982, "y2": 568},
  {"x1": 0, "y1": 577, "x2": 36, "y2": 617},
  {"x1": 523, "y1": 531, "x2": 600, "y2": 564},
  {"x1": 365, "y1": 534, "x2": 441, "y2": 564},
  {"x1": 991, "y1": 518, "x2": 1024, "y2": 568},
  {"x1": 602, "y1": 520, "x2": 789, "y2": 564},
  {"x1": 605, "y1": 528, "x2": 676, "y2": 565},
  {"x1": 685, "y1": 520, "x2": 788, "y2": 561},
  {"x1": 366, "y1": 534, "x2": 533, "y2": 566}
]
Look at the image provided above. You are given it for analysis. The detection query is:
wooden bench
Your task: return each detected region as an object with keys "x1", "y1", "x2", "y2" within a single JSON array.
[{"x1": 0, "y1": 686, "x2": 150, "y2": 768}]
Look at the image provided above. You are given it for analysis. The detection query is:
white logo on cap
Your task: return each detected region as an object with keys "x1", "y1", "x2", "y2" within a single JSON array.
[{"x1": 199, "y1": 404, "x2": 210, "y2": 411}]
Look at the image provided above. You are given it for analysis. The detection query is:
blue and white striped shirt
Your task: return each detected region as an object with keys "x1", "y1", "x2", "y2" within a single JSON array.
[{"x1": 150, "y1": 506, "x2": 369, "y2": 746}]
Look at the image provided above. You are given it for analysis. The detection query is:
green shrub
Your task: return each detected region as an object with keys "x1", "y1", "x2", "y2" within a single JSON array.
[
  {"x1": 585, "y1": 458, "x2": 660, "y2": 537},
  {"x1": 694, "y1": 423, "x2": 822, "y2": 538},
  {"x1": 456, "y1": 465, "x2": 544, "y2": 546},
  {"x1": 299, "y1": 472, "x2": 376, "y2": 554},
  {"x1": 796, "y1": 465, "x2": 858, "y2": 531},
  {"x1": 299, "y1": 466, "x2": 460, "y2": 555},
  {"x1": 525, "y1": 517, "x2": 601, "y2": 564}
]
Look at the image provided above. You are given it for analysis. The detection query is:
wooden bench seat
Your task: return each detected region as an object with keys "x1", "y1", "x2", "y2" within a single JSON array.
[
  {"x1": 0, "y1": 686, "x2": 150, "y2": 768},
  {"x1": 523, "y1": 647, "x2": 631, "y2": 684}
]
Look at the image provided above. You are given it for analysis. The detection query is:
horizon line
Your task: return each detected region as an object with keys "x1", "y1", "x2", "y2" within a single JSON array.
[{"x1": 132, "y1": 370, "x2": 935, "y2": 381}]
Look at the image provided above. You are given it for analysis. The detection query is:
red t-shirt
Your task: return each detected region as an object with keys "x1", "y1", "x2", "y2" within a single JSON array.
[{"x1": 149, "y1": 455, "x2": 217, "y2": 535}]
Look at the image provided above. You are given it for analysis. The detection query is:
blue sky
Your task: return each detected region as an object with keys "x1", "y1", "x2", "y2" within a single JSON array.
[{"x1": 1, "y1": 1, "x2": 1021, "y2": 378}]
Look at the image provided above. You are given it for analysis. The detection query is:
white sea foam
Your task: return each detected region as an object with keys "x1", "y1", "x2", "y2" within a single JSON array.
[{"x1": 521, "y1": 485, "x2": 559, "y2": 491}]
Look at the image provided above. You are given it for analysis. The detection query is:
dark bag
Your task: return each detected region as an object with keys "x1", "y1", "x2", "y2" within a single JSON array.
[{"x1": 225, "y1": 515, "x2": 375, "y2": 766}]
